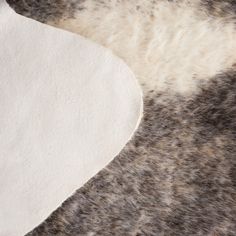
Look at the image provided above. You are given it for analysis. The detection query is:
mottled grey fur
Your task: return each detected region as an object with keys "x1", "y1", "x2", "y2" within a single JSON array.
[
  {"x1": 6, "y1": 0, "x2": 236, "y2": 235},
  {"x1": 26, "y1": 73, "x2": 236, "y2": 236},
  {"x1": 7, "y1": 0, "x2": 84, "y2": 23},
  {"x1": 201, "y1": 0, "x2": 236, "y2": 19}
]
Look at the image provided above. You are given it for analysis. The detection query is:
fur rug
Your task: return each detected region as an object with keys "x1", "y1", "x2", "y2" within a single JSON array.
[{"x1": 8, "y1": 0, "x2": 236, "y2": 235}]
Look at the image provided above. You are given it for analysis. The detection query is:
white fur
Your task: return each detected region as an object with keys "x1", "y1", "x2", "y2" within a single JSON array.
[{"x1": 50, "y1": 0, "x2": 236, "y2": 95}]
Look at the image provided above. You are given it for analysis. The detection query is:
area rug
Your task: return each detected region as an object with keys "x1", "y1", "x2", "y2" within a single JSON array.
[{"x1": 8, "y1": 0, "x2": 236, "y2": 235}]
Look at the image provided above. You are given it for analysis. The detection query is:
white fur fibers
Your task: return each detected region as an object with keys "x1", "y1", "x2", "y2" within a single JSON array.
[{"x1": 50, "y1": 0, "x2": 236, "y2": 95}]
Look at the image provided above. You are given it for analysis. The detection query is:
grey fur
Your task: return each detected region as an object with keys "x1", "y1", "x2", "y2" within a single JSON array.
[
  {"x1": 26, "y1": 72, "x2": 236, "y2": 236},
  {"x1": 201, "y1": 0, "x2": 236, "y2": 19},
  {"x1": 6, "y1": 0, "x2": 84, "y2": 23}
]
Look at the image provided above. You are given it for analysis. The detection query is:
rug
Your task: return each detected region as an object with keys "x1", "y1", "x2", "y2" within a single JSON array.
[{"x1": 8, "y1": 0, "x2": 236, "y2": 235}]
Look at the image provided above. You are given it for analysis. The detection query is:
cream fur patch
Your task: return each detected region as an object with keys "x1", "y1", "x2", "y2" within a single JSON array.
[{"x1": 50, "y1": 0, "x2": 236, "y2": 95}]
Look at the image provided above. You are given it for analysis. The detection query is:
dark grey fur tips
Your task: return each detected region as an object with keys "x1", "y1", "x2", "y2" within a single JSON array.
[{"x1": 27, "y1": 72, "x2": 236, "y2": 235}]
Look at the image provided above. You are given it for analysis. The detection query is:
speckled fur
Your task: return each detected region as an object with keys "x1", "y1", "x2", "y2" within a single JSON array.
[
  {"x1": 7, "y1": 0, "x2": 236, "y2": 235},
  {"x1": 7, "y1": 0, "x2": 84, "y2": 23}
]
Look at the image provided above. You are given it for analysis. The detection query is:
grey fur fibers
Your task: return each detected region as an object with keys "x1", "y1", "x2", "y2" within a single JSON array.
[
  {"x1": 27, "y1": 73, "x2": 236, "y2": 236},
  {"x1": 6, "y1": 0, "x2": 236, "y2": 235},
  {"x1": 201, "y1": 0, "x2": 236, "y2": 19},
  {"x1": 7, "y1": 0, "x2": 83, "y2": 23}
]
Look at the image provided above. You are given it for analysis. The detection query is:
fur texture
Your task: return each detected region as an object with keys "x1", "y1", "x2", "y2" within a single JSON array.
[{"x1": 7, "y1": 0, "x2": 236, "y2": 235}]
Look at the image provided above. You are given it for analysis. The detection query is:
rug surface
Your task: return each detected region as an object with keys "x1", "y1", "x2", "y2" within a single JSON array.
[{"x1": 8, "y1": 0, "x2": 236, "y2": 235}]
